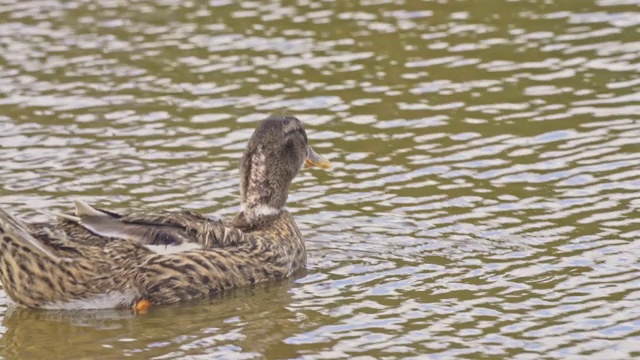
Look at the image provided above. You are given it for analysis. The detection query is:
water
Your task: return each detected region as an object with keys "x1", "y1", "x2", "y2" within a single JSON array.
[{"x1": 1, "y1": 0, "x2": 640, "y2": 358}]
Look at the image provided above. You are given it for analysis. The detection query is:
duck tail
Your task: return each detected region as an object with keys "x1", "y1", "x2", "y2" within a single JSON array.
[{"x1": 0, "y1": 208, "x2": 60, "y2": 262}]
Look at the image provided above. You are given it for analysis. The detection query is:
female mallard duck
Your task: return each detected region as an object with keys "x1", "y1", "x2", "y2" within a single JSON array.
[{"x1": 0, "y1": 115, "x2": 330, "y2": 310}]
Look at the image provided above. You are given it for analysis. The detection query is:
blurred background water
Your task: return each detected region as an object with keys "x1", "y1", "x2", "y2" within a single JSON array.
[{"x1": 1, "y1": 0, "x2": 640, "y2": 358}]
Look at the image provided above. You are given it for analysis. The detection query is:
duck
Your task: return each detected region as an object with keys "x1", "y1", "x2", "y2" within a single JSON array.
[{"x1": 0, "y1": 114, "x2": 331, "y2": 311}]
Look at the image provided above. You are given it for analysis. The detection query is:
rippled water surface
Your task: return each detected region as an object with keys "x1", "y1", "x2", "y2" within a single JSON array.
[{"x1": 1, "y1": 0, "x2": 640, "y2": 358}]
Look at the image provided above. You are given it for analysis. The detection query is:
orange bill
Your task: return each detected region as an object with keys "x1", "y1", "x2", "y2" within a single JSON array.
[{"x1": 304, "y1": 146, "x2": 331, "y2": 169}]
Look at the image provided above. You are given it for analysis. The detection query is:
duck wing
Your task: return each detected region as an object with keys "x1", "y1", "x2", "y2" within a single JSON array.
[{"x1": 56, "y1": 200, "x2": 201, "y2": 246}]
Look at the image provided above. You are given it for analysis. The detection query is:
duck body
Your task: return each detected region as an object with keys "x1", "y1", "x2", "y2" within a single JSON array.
[
  {"x1": 0, "y1": 115, "x2": 329, "y2": 310},
  {"x1": 0, "y1": 218, "x2": 149, "y2": 309}
]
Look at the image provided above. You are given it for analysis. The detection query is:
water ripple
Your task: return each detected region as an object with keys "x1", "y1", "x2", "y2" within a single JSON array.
[{"x1": 0, "y1": 0, "x2": 639, "y2": 359}]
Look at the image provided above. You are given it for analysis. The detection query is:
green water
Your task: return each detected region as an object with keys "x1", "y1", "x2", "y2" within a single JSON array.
[{"x1": 1, "y1": 0, "x2": 639, "y2": 358}]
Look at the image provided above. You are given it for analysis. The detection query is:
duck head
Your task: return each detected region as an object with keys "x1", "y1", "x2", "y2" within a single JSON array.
[{"x1": 239, "y1": 115, "x2": 330, "y2": 224}]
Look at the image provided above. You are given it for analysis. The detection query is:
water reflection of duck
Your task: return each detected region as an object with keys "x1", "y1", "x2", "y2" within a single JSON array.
[
  {"x1": 0, "y1": 115, "x2": 330, "y2": 311},
  {"x1": 0, "y1": 279, "x2": 305, "y2": 359}
]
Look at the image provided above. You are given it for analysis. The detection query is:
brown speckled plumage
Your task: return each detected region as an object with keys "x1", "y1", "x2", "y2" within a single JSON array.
[{"x1": 0, "y1": 115, "x2": 330, "y2": 309}]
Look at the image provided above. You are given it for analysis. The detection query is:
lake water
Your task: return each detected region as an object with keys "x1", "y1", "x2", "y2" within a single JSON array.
[{"x1": 1, "y1": 0, "x2": 639, "y2": 358}]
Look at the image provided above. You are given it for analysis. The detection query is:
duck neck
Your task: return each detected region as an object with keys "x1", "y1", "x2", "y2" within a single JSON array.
[
  {"x1": 240, "y1": 202, "x2": 282, "y2": 223},
  {"x1": 239, "y1": 146, "x2": 290, "y2": 224}
]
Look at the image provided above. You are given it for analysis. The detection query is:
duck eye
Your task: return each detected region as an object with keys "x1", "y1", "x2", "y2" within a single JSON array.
[
  {"x1": 284, "y1": 140, "x2": 295, "y2": 153},
  {"x1": 283, "y1": 139, "x2": 304, "y2": 165}
]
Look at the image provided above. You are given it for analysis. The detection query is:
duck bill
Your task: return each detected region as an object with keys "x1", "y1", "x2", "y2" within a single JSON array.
[{"x1": 304, "y1": 146, "x2": 331, "y2": 169}]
